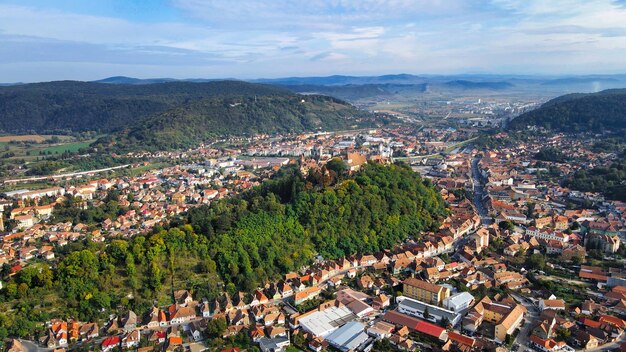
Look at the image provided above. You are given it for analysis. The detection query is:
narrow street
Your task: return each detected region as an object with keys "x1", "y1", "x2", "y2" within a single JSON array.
[{"x1": 510, "y1": 293, "x2": 541, "y2": 348}]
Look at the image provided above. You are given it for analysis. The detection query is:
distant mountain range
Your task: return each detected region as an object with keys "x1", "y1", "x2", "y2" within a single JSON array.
[
  {"x1": 85, "y1": 74, "x2": 626, "y2": 102},
  {"x1": 510, "y1": 88, "x2": 626, "y2": 135}
]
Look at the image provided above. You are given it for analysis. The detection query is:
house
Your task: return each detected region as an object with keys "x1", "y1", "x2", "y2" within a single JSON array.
[
  {"x1": 368, "y1": 321, "x2": 395, "y2": 339},
  {"x1": 446, "y1": 331, "x2": 476, "y2": 351},
  {"x1": 122, "y1": 330, "x2": 140, "y2": 349},
  {"x1": 372, "y1": 294, "x2": 391, "y2": 310},
  {"x1": 258, "y1": 336, "x2": 290, "y2": 352},
  {"x1": 539, "y1": 299, "x2": 566, "y2": 311},
  {"x1": 529, "y1": 335, "x2": 566, "y2": 352},
  {"x1": 170, "y1": 306, "x2": 196, "y2": 325},
  {"x1": 101, "y1": 336, "x2": 120, "y2": 352},
  {"x1": 199, "y1": 301, "x2": 212, "y2": 318},
  {"x1": 294, "y1": 286, "x2": 321, "y2": 305},
  {"x1": 120, "y1": 310, "x2": 138, "y2": 331},
  {"x1": 188, "y1": 321, "x2": 204, "y2": 341},
  {"x1": 278, "y1": 281, "x2": 293, "y2": 298},
  {"x1": 358, "y1": 275, "x2": 374, "y2": 289},
  {"x1": 79, "y1": 322, "x2": 99, "y2": 340},
  {"x1": 174, "y1": 290, "x2": 194, "y2": 307},
  {"x1": 149, "y1": 331, "x2": 166, "y2": 345},
  {"x1": 383, "y1": 311, "x2": 449, "y2": 341}
]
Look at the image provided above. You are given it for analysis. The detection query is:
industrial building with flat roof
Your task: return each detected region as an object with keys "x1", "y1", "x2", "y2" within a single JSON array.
[
  {"x1": 397, "y1": 296, "x2": 462, "y2": 327},
  {"x1": 298, "y1": 305, "x2": 356, "y2": 337},
  {"x1": 324, "y1": 321, "x2": 371, "y2": 352}
]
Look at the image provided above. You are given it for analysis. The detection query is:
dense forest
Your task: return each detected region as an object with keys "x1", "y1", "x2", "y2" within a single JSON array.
[
  {"x1": 0, "y1": 163, "x2": 447, "y2": 338},
  {"x1": 564, "y1": 161, "x2": 626, "y2": 201},
  {"x1": 99, "y1": 94, "x2": 377, "y2": 151},
  {"x1": 509, "y1": 89, "x2": 626, "y2": 137},
  {"x1": 0, "y1": 81, "x2": 293, "y2": 133},
  {"x1": 183, "y1": 162, "x2": 447, "y2": 289}
]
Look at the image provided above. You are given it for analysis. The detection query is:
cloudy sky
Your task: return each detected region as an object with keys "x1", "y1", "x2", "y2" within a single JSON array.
[{"x1": 2, "y1": 0, "x2": 626, "y2": 82}]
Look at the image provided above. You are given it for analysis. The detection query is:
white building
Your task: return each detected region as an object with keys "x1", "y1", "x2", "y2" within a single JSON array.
[{"x1": 443, "y1": 292, "x2": 475, "y2": 312}]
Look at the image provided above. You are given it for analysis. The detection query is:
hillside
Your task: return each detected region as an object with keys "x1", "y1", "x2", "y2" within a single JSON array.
[
  {"x1": 97, "y1": 94, "x2": 376, "y2": 151},
  {"x1": 0, "y1": 80, "x2": 291, "y2": 133},
  {"x1": 0, "y1": 163, "x2": 446, "y2": 332},
  {"x1": 510, "y1": 89, "x2": 626, "y2": 134}
]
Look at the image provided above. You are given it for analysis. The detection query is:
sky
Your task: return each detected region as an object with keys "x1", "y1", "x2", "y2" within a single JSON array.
[{"x1": 2, "y1": 0, "x2": 626, "y2": 82}]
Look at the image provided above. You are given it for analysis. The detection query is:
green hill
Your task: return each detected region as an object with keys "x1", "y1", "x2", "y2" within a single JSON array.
[
  {"x1": 0, "y1": 80, "x2": 293, "y2": 133},
  {"x1": 100, "y1": 93, "x2": 374, "y2": 151},
  {"x1": 0, "y1": 80, "x2": 381, "y2": 151},
  {"x1": 510, "y1": 89, "x2": 626, "y2": 134}
]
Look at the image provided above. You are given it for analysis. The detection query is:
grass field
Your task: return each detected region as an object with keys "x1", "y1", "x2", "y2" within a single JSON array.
[{"x1": 41, "y1": 141, "x2": 93, "y2": 154}]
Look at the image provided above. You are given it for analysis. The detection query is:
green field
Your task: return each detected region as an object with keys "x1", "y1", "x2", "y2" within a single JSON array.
[{"x1": 41, "y1": 140, "x2": 93, "y2": 154}]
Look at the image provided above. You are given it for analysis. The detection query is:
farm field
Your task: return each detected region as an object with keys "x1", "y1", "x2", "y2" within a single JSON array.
[
  {"x1": 0, "y1": 134, "x2": 74, "y2": 143},
  {"x1": 0, "y1": 134, "x2": 101, "y2": 180}
]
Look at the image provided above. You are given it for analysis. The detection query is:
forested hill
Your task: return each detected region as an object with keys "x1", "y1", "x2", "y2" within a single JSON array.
[
  {"x1": 509, "y1": 89, "x2": 626, "y2": 134},
  {"x1": 96, "y1": 93, "x2": 374, "y2": 151},
  {"x1": 184, "y1": 162, "x2": 447, "y2": 292},
  {"x1": 0, "y1": 163, "x2": 447, "y2": 331},
  {"x1": 0, "y1": 80, "x2": 300, "y2": 133}
]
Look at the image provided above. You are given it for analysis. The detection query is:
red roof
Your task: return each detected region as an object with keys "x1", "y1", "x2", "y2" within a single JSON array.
[
  {"x1": 221, "y1": 349, "x2": 240, "y2": 352},
  {"x1": 448, "y1": 331, "x2": 475, "y2": 346},
  {"x1": 600, "y1": 315, "x2": 626, "y2": 328},
  {"x1": 414, "y1": 320, "x2": 446, "y2": 339},
  {"x1": 383, "y1": 311, "x2": 446, "y2": 339},
  {"x1": 382, "y1": 311, "x2": 420, "y2": 330},
  {"x1": 102, "y1": 336, "x2": 120, "y2": 347},
  {"x1": 169, "y1": 336, "x2": 183, "y2": 345},
  {"x1": 580, "y1": 317, "x2": 602, "y2": 328}
]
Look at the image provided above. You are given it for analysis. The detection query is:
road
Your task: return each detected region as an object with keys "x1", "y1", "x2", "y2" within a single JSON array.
[
  {"x1": 18, "y1": 339, "x2": 50, "y2": 352},
  {"x1": 470, "y1": 155, "x2": 492, "y2": 225},
  {"x1": 2, "y1": 164, "x2": 131, "y2": 184},
  {"x1": 510, "y1": 293, "x2": 541, "y2": 348}
]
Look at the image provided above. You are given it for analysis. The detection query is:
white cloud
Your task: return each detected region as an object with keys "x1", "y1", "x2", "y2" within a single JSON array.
[{"x1": 1, "y1": 1, "x2": 626, "y2": 81}]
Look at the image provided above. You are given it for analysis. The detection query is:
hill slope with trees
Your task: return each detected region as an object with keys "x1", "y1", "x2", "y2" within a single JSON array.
[
  {"x1": 99, "y1": 94, "x2": 375, "y2": 151},
  {"x1": 0, "y1": 80, "x2": 383, "y2": 151},
  {"x1": 0, "y1": 80, "x2": 292, "y2": 133},
  {"x1": 510, "y1": 89, "x2": 626, "y2": 135},
  {"x1": 0, "y1": 163, "x2": 447, "y2": 337}
]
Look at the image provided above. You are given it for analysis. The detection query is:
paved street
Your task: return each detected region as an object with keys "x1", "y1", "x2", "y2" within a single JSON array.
[
  {"x1": 511, "y1": 293, "x2": 541, "y2": 348},
  {"x1": 18, "y1": 339, "x2": 50, "y2": 352},
  {"x1": 470, "y1": 155, "x2": 492, "y2": 225}
]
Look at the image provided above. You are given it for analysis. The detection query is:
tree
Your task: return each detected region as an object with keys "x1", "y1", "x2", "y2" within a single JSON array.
[
  {"x1": 17, "y1": 283, "x2": 28, "y2": 298},
  {"x1": 147, "y1": 261, "x2": 162, "y2": 291},
  {"x1": 556, "y1": 327, "x2": 571, "y2": 341},
  {"x1": 525, "y1": 253, "x2": 546, "y2": 271},
  {"x1": 572, "y1": 255, "x2": 583, "y2": 265},
  {"x1": 206, "y1": 317, "x2": 227, "y2": 337},
  {"x1": 440, "y1": 317, "x2": 450, "y2": 328},
  {"x1": 423, "y1": 307, "x2": 430, "y2": 320},
  {"x1": 325, "y1": 158, "x2": 347, "y2": 179},
  {"x1": 499, "y1": 220, "x2": 515, "y2": 231}
]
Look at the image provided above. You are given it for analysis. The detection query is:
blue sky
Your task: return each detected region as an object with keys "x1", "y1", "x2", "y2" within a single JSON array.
[{"x1": 2, "y1": 0, "x2": 626, "y2": 82}]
